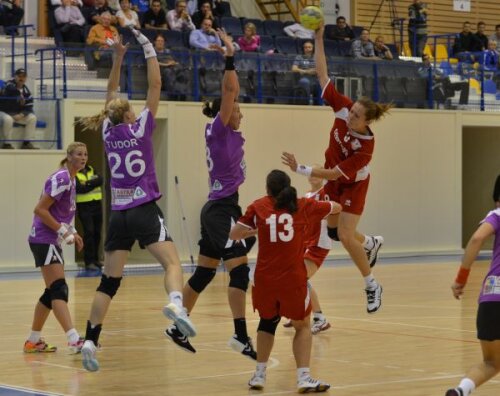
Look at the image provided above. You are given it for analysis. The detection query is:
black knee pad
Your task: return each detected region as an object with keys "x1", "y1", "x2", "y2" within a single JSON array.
[
  {"x1": 188, "y1": 266, "x2": 216, "y2": 293},
  {"x1": 50, "y1": 278, "x2": 69, "y2": 302},
  {"x1": 244, "y1": 236, "x2": 257, "y2": 253},
  {"x1": 229, "y1": 264, "x2": 250, "y2": 292},
  {"x1": 257, "y1": 316, "x2": 281, "y2": 335},
  {"x1": 327, "y1": 226, "x2": 339, "y2": 241},
  {"x1": 96, "y1": 274, "x2": 122, "y2": 299},
  {"x1": 39, "y1": 288, "x2": 52, "y2": 309}
]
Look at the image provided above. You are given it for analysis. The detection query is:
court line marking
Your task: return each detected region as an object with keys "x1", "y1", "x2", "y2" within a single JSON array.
[{"x1": 0, "y1": 383, "x2": 65, "y2": 396}]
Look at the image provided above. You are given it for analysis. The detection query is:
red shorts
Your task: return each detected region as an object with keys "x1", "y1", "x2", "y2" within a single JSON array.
[
  {"x1": 324, "y1": 176, "x2": 370, "y2": 215},
  {"x1": 252, "y1": 283, "x2": 311, "y2": 321},
  {"x1": 304, "y1": 246, "x2": 329, "y2": 267}
]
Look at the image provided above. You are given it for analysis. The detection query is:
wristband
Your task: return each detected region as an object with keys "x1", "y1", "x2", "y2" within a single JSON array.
[
  {"x1": 225, "y1": 56, "x2": 235, "y2": 70},
  {"x1": 143, "y1": 43, "x2": 157, "y2": 59},
  {"x1": 130, "y1": 28, "x2": 150, "y2": 46},
  {"x1": 57, "y1": 224, "x2": 69, "y2": 237},
  {"x1": 296, "y1": 164, "x2": 313, "y2": 177},
  {"x1": 455, "y1": 267, "x2": 470, "y2": 285}
]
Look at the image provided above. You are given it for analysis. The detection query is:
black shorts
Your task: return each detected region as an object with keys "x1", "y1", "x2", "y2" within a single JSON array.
[
  {"x1": 29, "y1": 243, "x2": 64, "y2": 267},
  {"x1": 105, "y1": 201, "x2": 173, "y2": 252},
  {"x1": 198, "y1": 192, "x2": 248, "y2": 261},
  {"x1": 477, "y1": 301, "x2": 500, "y2": 341}
]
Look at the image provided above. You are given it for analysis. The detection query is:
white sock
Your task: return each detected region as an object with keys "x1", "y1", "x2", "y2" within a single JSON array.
[
  {"x1": 297, "y1": 367, "x2": 310, "y2": 381},
  {"x1": 256, "y1": 362, "x2": 267, "y2": 374},
  {"x1": 169, "y1": 291, "x2": 183, "y2": 309},
  {"x1": 28, "y1": 331, "x2": 41, "y2": 343},
  {"x1": 66, "y1": 328, "x2": 80, "y2": 343},
  {"x1": 364, "y1": 274, "x2": 378, "y2": 290},
  {"x1": 458, "y1": 378, "x2": 476, "y2": 395},
  {"x1": 313, "y1": 312, "x2": 325, "y2": 321},
  {"x1": 363, "y1": 235, "x2": 374, "y2": 250}
]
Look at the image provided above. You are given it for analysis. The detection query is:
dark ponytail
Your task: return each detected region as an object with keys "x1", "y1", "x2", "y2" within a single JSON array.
[
  {"x1": 202, "y1": 97, "x2": 222, "y2": 118},
  {"x1": 266, "y1": 170, "x2": 298, "y2": 214}
]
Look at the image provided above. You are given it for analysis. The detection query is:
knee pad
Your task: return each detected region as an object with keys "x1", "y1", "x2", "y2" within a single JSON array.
[
  {"x1": 39, "y1": 288, "x2": 52, "y2": 309},
  {"x1": 244, "y1": 236, "x2": 256, "y2": 254},
  {"x1": 187, "y1": 266, "x2": 216, "y2": 293},
  {"x1": 327, "y1": 226, "x2": 339, "y2": 241},
  {"x1": 229, "y1": 264, "x2": 250, "y2": 292},
  {"x1": 257, "y1": 316, "x2": 281, "y2": 335},
  {"x1": 96, "y1": 274, "x2": 122, "y2": 299},
  {"x1": 49, "y1": 279, "x2": 69, "y2": 302}
]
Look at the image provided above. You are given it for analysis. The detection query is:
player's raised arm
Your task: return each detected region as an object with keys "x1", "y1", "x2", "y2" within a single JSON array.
[
  {"x1": 314, "y1": 23, "x2": 329, "y2": 89},
  {"x1": 217, "y1": 28, "x2": 239, "y2": 126},
  {"x1": 106, "y1": 36, "x2": 127, "y2": 107}
]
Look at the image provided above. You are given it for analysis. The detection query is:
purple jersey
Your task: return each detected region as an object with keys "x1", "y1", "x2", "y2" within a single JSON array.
[
  {"x1": 205, "y1": 113, "x2": 246, "y2": 200},
  {"x1": 479, "y1": 209, "x2": 500, "y2": 303},
  {"x1": 103, "y1": 108, "x2": 161, "y2": 210},
  {"x1": 28, "y1": 167, "x2": 76, "y2": 246}
]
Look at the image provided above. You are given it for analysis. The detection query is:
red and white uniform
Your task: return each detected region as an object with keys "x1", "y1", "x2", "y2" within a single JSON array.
[
  {"x1": 238, "y1": 196, "x2": 333, "y2": 320},
  {"x1": 321, "y1": 79, "x2": 375, "y2": 215},
  {"x1": 304, "y1": 188, "x2": 332, "y2": 267}
]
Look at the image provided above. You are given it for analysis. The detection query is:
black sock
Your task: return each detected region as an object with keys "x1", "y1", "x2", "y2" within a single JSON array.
[
  {"x1": 234, "y1": 318, "x2": 248, "y2": 342},
  {"x1": 85, "y1": 320, "x2": 102, "y2": 345}
]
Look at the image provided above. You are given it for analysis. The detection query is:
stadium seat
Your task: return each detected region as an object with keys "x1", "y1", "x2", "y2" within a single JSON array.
[
  {"x1": 324, "y1": 39, "x2": 337, "y2": 58},
  {"x1": 352, "y1": 25, "x2": 365, "y2": 39},
  {"x1": 484, "y1": 79, "x2": 497, "y2": 94},
  {"x1": 335, "y1": 40, "x2": 352, "y2": 57},
  {"x1": 163, "y1": 30, "x2": 184, "y2": 49},
  {"x1": 274, "y1": 36, "x2": 298, "y2": 54},
  {"x1": 220, "y1": 16, "x2": 243, "y2": 36},
  {"x1": 258, "y1": 35, "x2": 275, "y2": 53},
  {"x1": 469, "y1": 78, "x2": 480, "y2": 95},
  {"x1": 263, "y1": 20, "x2": 285, "y2": 37},
  {"x1": 435, "y1": 44, "x2": 449, "y2": 61}
]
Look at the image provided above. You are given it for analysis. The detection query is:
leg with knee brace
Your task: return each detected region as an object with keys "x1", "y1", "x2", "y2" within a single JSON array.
[
  {"x1": 327, "y1": 226, "x2": 339, "y2": 241},
  {"x1": 229, "y1": 264, "x2": 250, "y2": 292},
  {"x1": 39, "y1": 288, "x2": 52, "y2": 309},
  {"x1": 257, "y1": 316, "x2": 281, "y2": 335},
  {"x1": 187, "y1": 266, "x2": 216, "y2": 293},
  {"x1": 96, "y1": 274, "x2": 122, "y2": 298},
  {"x1": 50, "y1": 279, "x2": 69, "y2": 302}
]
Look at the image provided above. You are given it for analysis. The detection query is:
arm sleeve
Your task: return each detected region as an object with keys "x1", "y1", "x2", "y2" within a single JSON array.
[
  {"x1": 45, "y1": 172, "x2": 71, "y2": 202},
  {"x1": 336, "y1": 150, "x2": 372, "y2": 181},
  {"x1": 238, "y1": 204, "x2": 257, "y2": 229},
  {"x1": 321, "y1": 79, "x2": 353, "y2": 112}
]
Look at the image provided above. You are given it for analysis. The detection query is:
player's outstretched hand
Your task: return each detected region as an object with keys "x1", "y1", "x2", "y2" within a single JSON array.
[
  {"x1": 281, "y1": 151, "x2": 298, "y2": 172},
  {"x1": 451, "y1": 282, "x2": 465, "y2": 300},
  {"x1": 217, "y1": 28, "x2": 234, "y2": 57}
]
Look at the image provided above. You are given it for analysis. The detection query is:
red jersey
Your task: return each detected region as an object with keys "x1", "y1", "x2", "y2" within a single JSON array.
[
  {"x1": 321, "y1": 79, "x2": 375, "y2": 184},
  {"x1": 238, "y1": 196, "x2": 333, "y2": 288},
  {"x1": 304, "y1": 188, "x2": 332, "y2": 250}
]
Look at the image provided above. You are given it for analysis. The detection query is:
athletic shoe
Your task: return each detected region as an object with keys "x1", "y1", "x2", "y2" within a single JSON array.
[
  {"x1": 365, "y1": 235, "x2": 384, "y2": 268},
  {"x1": 165, "y1": 325, "x2": 196, "y2": 354},
  {"x1": 81, "y1": 340, "x2": 99, "y2": 372},
  {"x1": 297, "y1": 376, "x2": 330, "y2": 393},
  {"x1": 162, "y1": 303, "x2": 197, "y2": 338},
  {"x1": 365, "y1": 284, "x2": 383, "y2": 313},
  {"x1": 248, "y1": 371, "x2": 266, "y2": 390},
  {"x1": 282, "y1": 318, "x2": 293, "y2": 328},
  {"x1": 23, "y1": 339, "x2": 57, "y2": 353},
  {"x1": 445, "y1": 389, "x2": 464, "y2": 396},
  {"x1": 311, "y1": 317, "x2": 331, "y2": 335},
  {"x1": 228, "y1": 335, "x2": 257, "y2": 360},
  {"x1": 68, "y1": 337, "x2": 85, "y2": 354}
]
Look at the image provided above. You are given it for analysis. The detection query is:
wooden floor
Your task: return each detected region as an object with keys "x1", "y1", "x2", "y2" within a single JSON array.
[{"x1": 1, "y1": 260, "x2": 499, "y2": 396}]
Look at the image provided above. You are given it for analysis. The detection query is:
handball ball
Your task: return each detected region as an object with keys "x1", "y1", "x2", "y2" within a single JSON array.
[{"x1": 300, "y1": 6, "x2": 324, "y2": 31}]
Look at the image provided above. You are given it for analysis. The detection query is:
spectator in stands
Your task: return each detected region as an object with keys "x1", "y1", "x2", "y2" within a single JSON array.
[
  {"x1": 0, "y1": 0, "x2": 24, "y2": 35},
  {"x1": 116, "y1": 0, "x2": 140, "y2": 28},
  {"x1": 167, "y1": 0, "x2": 195, "y2": 32},
  {"x1": 129, "y1": 0, "x2": 149, "y2": 14},
  {"x1": 489, "y1": 24, "x2": 500, "y2": 44},
  {"x1": 238, "y1": 22, "x2": 260, "y2": 52},
  {"x1": 51, "y1": 0, "x2": 83, "y2": 6},
  {"x1": 85, "y1": 0, "x2": 117, "y2": 25},
  {"x1": 0, "y1": 68, "x2": 37, "y2": 149},
  {"x1": 482, "y1": 40, "x2": 499, "y2": 72},
  {"x1": 142, "y1": 0, "x2": 168, "y2": 29},
  {"x1": 418, "y1": 54, "x2": 469, "y2": 108},
  {"x1": 192, "y1": 0, "x2": 217, "y2": 29},
  {"x1": 189, "y1": 17, "x2": 220, "y2": 50},
  {"x1": 473, "y1": 21, "x2": 489, "y2": 52},
  {"x1": 408, "y1": 0, "x2": 427, "y2": 57},
  {"x1": 374, "y1": 35, "x2": 393, "y2": 60},
  {"x1": 212, "y1": 0, "x2": 231, "y2": 18},
  {"x1": 86, "y1": 12, "x2": 119, "y2": 66},
  {"x1": 283, "y1": 22, "x2": 313, "y2": 39},
  {"x1": 453, "y1": 21, "x2": 478, "y2": 63},
  {"x1": 54, "y1": 0, "x2": 86, "y2": 51},
  {"x1": 350, "y1": 29, "x2": 377, "y2": 59},
  {"x1": 326, "y1": 16, "x2": 354, "y2": 42},
  {"x1": 154, "y1": 34, "x2": 188, "y2": 99},
  {"x1": 292, "y1": 40, "x2": 319, "y2": 103}
]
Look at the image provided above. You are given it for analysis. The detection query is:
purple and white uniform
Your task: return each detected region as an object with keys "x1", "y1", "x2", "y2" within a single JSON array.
[
  {"x1": 479, "y1": 208, "x2": 500, "y2": 303},
  {"x1": 28, "y1": 167, "x2": 76, "y2": 246},
  {"x1": 205, "y1": 113, "x2": 246, "y2": 200},
  {"x1": 103, "y1": 108, "x2": 161, "y2": 210}
]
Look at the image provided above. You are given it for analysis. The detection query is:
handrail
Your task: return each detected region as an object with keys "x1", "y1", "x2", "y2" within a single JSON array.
[
  {"x1": 34, "y1": 48, "x2": 66, "y2": 100},
  {"x1": 5, "y1": 24, "x2": 36, "y2": 76}
]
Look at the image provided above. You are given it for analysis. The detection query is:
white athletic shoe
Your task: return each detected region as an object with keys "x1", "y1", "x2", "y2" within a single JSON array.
[
  {"x1": 248, "y1": 371, "x2": 266, "y2": 390},
  {"x1": 162, "y1": 303, "x2": 197, "y2": 338},
  {"x1": 228, "y1": 335, "x2": 257, "y2": 360},
  {"x1": 365, "y1": 284, "x2": 383, "y2": 313},
  {"x1": 365, "y1": 235, "x2": 384, "y2": 268},
  {"x1": 81, "y1": 340, "x2": 99, "y2": 372},
  {"x1": 311, "y1": 317, "x2": 331, "y2": 335},
  {"x1": 297, "y1": 376, "x2": 330, "y2": 393}
]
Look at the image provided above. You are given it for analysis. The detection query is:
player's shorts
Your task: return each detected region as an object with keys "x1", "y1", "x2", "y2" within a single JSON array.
[
  {"x1": 29, "y1": 243, "x2": 64, "y2": 267},
  {"x1": 476, "y1": 301, "x2": 500, "y2": 341},
  {"x1": 252, "y1": 283, "x2": 311, "y2": 321},
  {"x1": 105, "y1": 201, "x2": 173, "y2": 251},
  {"x1": 324, "y1": 176, "x2": 370, "y2": 215},
  {"x1": 198, "y1": 192, "x2": 248, "y2": 261},
  {"x1": 304, "y1": 246, "x2": 329, "y2": 268}
]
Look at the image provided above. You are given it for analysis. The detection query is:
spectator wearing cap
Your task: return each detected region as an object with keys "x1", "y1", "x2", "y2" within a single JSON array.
[
  {"x1": 0, "y1": 68, "x2": 37, "y2": 149},
  {"x1": 0, "y1": 0, "x2": 24, "y2": 35}
]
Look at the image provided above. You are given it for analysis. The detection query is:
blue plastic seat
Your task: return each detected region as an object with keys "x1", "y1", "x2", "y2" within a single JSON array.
[
  {"x1": 162, "y1": 30, "x2": 184, "y2": 49},
  {"x1": 263, "y1": 20, "x2": 285, "y2": 37},
  {"x1": 220, "y1": 16, "x2": 243, "y2": 36},
  {"x1": 274, "y1": 36, "x2": 298, "y2": 55}
]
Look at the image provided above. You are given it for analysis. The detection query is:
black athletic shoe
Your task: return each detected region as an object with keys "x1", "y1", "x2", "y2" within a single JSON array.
[
  {"x1": 445, "y1": 389, "x2": 464, "y2": 396},
  {"x1": 165, "y1": 326, "x2": 196, "y2": 353},
  {"x1": 228, "y1": 335, "x2": 257, "y2": 360}
]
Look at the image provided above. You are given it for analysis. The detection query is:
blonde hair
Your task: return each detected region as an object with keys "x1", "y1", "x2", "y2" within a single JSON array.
[
  {"x1": 76, "y1": 98, "x2": 131, "y2": 131},
  {"x1": 356, "y1": 97, "x2": 393, "y2": 123},
  {"x1": 244, "y1": 22, "x2": 257, "y2": 36},
  {"x1": 60, "y1": 141, "x2": 87, "y2": 167}
]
